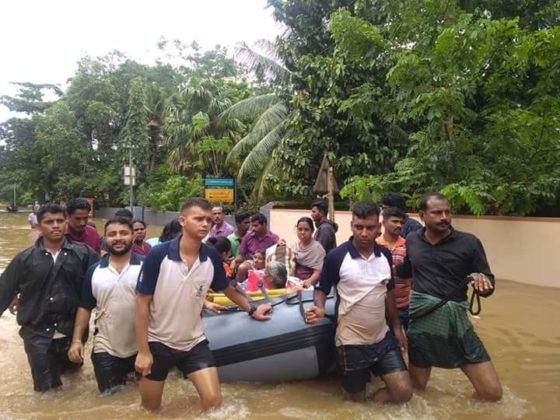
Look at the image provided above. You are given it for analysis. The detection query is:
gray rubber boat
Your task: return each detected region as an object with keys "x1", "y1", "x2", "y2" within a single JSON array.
[{"x1": 202, "y1": 290, "x2": 336, "y2": 382}]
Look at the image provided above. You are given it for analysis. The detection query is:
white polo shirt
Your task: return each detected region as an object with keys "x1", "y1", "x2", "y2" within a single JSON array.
[
  {"x1": 136, "y1": 235, "x2": 229, "y2": 351},
  {"x1": 316, "y1": 239, "x2": 394, "y2": 346},
  {"x1": 80, "y1": 253, "x2": 144, "y2": 358}
]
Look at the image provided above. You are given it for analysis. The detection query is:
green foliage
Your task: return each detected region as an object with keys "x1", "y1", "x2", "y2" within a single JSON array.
[
  {"x1": 336, "y1": 3, "x2": 560, "y2": 215},
  {"x1": 138, "y1": 164, "x2": 203, "y2": 211}
]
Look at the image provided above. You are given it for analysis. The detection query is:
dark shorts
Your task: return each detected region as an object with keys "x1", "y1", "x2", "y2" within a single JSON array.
[
  {"x1": 91, "y1": 351, "x2": 137, "y2": 394},
  {"x1": 336, "y1": 332, "x2": 407, "y2": 394},
  {"x1": 146, "y1": 339, "x2": 216, "y2": 382},
  {"x1": 23, "y1": 336, "x2": 82, "y2": 392}
]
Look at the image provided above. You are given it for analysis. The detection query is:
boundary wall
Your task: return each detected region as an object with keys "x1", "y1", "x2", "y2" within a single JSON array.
[{"x1": 268, "y1": 208, "x2": 559, "y2": 289}]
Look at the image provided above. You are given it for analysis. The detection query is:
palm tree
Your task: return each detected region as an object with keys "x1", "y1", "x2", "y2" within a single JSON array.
[
  {"x1": 223, "y1": 40, "x2": 291, "y2": 201},
  {"x1": 163, "y1": 77, "x2": 243, "y2": 176}
]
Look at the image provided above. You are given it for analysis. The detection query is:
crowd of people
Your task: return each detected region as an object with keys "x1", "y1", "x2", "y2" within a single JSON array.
[{"x1": 0, "y1": 192, "x2": 502, "y2": 413}]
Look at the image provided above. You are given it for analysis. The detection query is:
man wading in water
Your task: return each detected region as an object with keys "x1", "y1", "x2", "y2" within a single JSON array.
[
  {"x1": 397, "y1": 192, "x2": 502, "y2": 401},
  {"x1": 305, "y1": 201, "x2": 413, "y2": 403},
  {"x1": 68, "y1": 217, "x2": 143, "y2": 394},
  {"x1": 135, "y1": 197, "x2": 272, "y2": 412},
  {"x1": 0, "y1": 203, "x2": 99, "y2": 391}
]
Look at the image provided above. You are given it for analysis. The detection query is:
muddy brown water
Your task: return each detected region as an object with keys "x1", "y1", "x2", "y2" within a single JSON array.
[{"x1": 0, "y1": 211, "x2": 558, "y2": 419}]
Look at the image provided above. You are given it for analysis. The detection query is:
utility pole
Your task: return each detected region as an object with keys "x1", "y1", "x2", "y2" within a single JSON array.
[
  {"x1": 123, "y1": 144, "x2": 136, "y2": 215},
  {"x1": 128, "y1": 145, "x2": 134, "y2": 211}
]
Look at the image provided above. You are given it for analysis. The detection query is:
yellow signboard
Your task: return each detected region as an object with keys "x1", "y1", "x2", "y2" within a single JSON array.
[{"x1": 204, "y1": 188, "x2": 234, "y2": 204}]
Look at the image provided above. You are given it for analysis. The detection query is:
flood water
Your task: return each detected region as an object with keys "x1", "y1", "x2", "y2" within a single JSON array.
[{"x1": 0, "y1": 211, "x2": 559, "y2": 419}]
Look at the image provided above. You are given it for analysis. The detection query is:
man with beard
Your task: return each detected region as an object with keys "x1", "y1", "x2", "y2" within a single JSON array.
[
  {"x1": 68, "y1": 217, "x2": 143, "y2": 394},
  {"x1": 0, "y1": 203, "x2": 99, "y2": 392},
  {"x1": 397, "y1": 192, "x2": 502, "y2": 401},
  {"x1": 209, "y1": 206, "x2": 234, "y2": 239}
]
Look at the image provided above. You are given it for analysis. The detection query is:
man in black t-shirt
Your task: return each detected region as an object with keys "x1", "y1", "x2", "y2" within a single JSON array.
[{"x1": 398, "y1": 192, "x2": 502, "y2": 402}]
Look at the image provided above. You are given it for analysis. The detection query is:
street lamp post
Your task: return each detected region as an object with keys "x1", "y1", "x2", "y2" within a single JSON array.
[{"x1": 123, "y1": 146, "x2": 136, "y2": 215}]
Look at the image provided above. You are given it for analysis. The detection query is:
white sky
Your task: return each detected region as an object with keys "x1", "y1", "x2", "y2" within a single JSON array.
[{"x1": 0, "y1": 0, "x2": 282, "y2": 121}]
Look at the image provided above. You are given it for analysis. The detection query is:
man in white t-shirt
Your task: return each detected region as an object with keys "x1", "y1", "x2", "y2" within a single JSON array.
[
  {"x1": 68, "y1": 217, "x2": 143, "y2": 394},
  {"x1": 134, "y1": 197, "x2": 272, "y2": 412},
  {"x1": 305, "y1": 200, "x2": 412, "y2": 403}
]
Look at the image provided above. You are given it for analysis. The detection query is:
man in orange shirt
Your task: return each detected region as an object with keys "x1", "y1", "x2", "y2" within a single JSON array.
[{"x1": 377, "y1": 206, "x2": 412, "y2": 330}]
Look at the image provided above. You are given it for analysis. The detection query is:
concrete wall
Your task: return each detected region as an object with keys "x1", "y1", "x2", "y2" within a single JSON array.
[{"x1": 268, "y1": 209, "x2": 559, "y2": 289}]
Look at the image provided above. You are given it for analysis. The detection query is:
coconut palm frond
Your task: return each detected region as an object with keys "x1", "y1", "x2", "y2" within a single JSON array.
[
  {"x1": 226, "y1": 101, "x2": 287, "y2": 162},
  {"x1": 237, "y1": 122, "x2": 287, "y2": 181},
  {"x1": 221, "y1": 94, "x2": 281, "y2": 120},
  {"x1": 235, "y1": 41, "x2": 288, "y2": 79}
]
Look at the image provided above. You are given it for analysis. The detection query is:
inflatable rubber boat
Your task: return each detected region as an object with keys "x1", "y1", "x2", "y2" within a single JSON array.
[{"x1": 202, "y1": 289, "x2": 336, "y2": 382}]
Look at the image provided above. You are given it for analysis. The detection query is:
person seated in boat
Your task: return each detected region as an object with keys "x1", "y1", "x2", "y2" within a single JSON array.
[
  {"x1": 265, "y1": 238, "x2": 296, "y2": 276},
  {"x1": 231, "y1": 213, "x2": 279, "y2": 283},
  {"x1": 244, "y1": 250, "x2": 267, "y2": 292},
  {"x1": 206, "y1": 236, "x2": 234, "y2": 279},
  {"x1": 203, "y1": 236, "x2": 231, "y2": 314},
  {"x1": 146, "y1": 219, "x2": 182, "y2": 247},
  {"x1": 263, "y1": 260, "x2": 288, "y2": 289},
  {"x1": 293, "y1": 217, "x2": 325, "y2": 289}
]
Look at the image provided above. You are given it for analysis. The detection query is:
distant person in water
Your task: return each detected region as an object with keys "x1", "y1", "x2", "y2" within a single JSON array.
[
  {"x1": 0, "y1": 203, "x2": 99, "y2": 392},
  {"x1": 68, "y1": 217, "x2": 143, "y2": 394},
  {"x1": 134, "y1": 197, "x2": 272, "y2": 412},
  {"x1": 397, "y1": 192, "x2": 502, "y2": 401},
  {"x1": 65, "y1": 198, "x2": 101, "y2": 254},
  {"x1": 132, "y1": 220, "x2": 152, "y2": 256},
  {"x1": 27, "y1": 204, "x2": 40, "y2": 229}
]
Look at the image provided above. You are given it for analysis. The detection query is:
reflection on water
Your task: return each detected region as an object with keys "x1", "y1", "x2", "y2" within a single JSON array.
[{"x1": 1, "y1": 212, "x2": 559, "y2": 419}]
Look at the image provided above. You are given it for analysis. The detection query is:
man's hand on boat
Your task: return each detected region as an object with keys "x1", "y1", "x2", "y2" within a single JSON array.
[
  {"x1": 222, "y1": 284, "x2": 273, "y2": 321},
  {"x1": 203, "y1": 300, "x2": 228, "y2": 314},
  {"x1": 251, "y1": 303, "x2": 273, "y2": 321},
  {"x1": 304, "y1": 305, "x2": 325, "y2": 324}
]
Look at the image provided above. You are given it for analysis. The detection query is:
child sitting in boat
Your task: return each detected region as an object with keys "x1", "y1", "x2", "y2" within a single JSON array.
[{"x1": 244, "y1": 250, "x2": 267, "y2": 291}]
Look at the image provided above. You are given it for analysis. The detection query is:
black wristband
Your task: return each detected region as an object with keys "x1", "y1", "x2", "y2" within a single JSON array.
[{"x1": 248, "y1": 305, "x2": 257, "y2": 317}]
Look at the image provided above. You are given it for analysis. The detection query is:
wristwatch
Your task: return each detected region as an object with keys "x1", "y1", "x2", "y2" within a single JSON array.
[{"x1": 248, "y1": 305, "x2": 257, "y2": 317}]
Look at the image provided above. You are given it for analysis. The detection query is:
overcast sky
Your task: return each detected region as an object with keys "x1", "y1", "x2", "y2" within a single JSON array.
[{"x1": 0, "y1": 0, "x2": 282, "y2": 121}]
